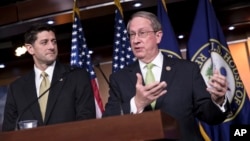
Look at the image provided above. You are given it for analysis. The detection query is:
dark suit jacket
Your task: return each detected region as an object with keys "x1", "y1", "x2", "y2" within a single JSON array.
[
  {"x1": 2, "y1": 61, "x2": 96, "y2": 131},
  {"x1": 103, "y1": 56, "x2": 229, "y2": 141}
]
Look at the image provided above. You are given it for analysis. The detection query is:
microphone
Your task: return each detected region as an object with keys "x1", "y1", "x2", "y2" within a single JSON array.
[
  {"x1": 94, "y1": 62, "x2": 124, "y2": 115},
  {"x1": 15, "y1": 67, "x2": 76, "y2": 130}
]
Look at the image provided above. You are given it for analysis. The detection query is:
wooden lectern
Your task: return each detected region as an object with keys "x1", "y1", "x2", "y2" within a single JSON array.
[{"x1": 0, "y1": 110, "x2": 179, "y2": 141}]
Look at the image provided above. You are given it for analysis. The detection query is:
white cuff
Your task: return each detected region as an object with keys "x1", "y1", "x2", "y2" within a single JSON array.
[
  {"x1": 213, "y1": 96, "x2": 227, "y2": 112},
  {"x1": 130, "y1": 97, "x2": 143, "y2": 114}
]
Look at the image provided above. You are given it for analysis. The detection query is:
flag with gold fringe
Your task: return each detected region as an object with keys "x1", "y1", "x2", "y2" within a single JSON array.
[{"x1": 187, "y1": 0, "x2": 250, "y2": 140}]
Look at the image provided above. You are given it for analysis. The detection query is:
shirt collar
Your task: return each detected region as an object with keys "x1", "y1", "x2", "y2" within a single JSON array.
[
  {"x1": 139, "y1": 52, "x2": 163, "y2": 69},
  {"x1": 34, "y1": 61, "x2": 56, "y2": 81}
]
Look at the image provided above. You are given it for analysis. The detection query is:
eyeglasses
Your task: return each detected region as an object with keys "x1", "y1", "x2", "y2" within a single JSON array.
[{"x1": 128, "y1": 31, "x2": 156, "y2": 39}]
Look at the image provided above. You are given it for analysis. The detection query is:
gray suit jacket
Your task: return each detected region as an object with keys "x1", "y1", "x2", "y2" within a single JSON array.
[
  {"x1": 103, "y1": 56, "x2": 229, "y2": 141},
  {"x1": 3, "y1": 61, "x2": 96, "y2": 131}
]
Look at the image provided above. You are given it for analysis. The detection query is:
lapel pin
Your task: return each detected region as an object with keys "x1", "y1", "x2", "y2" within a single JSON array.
[{"x1": 166, "y1": 66, "x2": 171, "y2": 71}]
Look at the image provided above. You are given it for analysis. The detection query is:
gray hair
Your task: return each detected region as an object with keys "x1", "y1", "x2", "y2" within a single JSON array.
[{"x1": 127, "y1": 11, "x2": 162, "y2": 31}]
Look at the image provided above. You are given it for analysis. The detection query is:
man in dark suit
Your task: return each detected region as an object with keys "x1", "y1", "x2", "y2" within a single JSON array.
[
  {"x1": 2, "y1": 23, "x2": 96, "y2": 131},
  {"x1": 103, "y1": 11, "x2": 230, "y2": 141}
]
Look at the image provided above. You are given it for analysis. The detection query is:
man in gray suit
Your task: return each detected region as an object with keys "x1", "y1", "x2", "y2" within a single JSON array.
[
  {"x1": 2, "y1": 23, "x2": 96, "y2": 131},
  {"x1": 103, "y1": 11, "x2": 230, "y2": 141}
]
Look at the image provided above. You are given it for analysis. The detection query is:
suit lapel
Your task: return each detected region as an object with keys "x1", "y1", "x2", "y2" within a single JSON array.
[
  {"x1": 127, "y1": 61, "x2": 141, "y2": 86},
  {"x1": 122, "y1": 58, "x2": 177, "y2": 110},
  {"x1": 23, "y1": 71, "x2": 43, "y2": 124},
  {"x1": 160, "y1": 56, "x2": 177, "y2": 86},
  {"x1": 44, "y1": 62, "x2": 68, "y2": 123},
  {"x1": 126, "y1": 59, "x2": 176, "y2": 110},
  {"x1": 119, "y1": 61, "x2": 141, "y2": 113},
  {"x1": 156, "y1": 56, "x2": 177, "y2": 109}
]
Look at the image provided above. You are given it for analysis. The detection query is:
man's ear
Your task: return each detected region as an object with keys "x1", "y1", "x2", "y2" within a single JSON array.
[
  {"x1": 156, "y1": 30, "x2": 163, "y2": 43},
  {"x1": 25, "y1": 43, "x2": 34, "y2": 55}
]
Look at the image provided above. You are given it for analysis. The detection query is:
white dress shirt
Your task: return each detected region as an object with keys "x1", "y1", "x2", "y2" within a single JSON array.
[
  {"x1": 130, "y1": 52, "x2": 163, "y2": 113},
  {"x1": 129, "y1": 52, "x2": 227, "y2": 113},
  {"x1": 34, "y1": 61, "x2": 56, "y2": 97}
]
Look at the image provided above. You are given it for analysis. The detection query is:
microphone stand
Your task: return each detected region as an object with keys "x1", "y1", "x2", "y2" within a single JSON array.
[
  {"x1": 95, "y1": 63, "x2": 124, "y2": 115},
  {"x1": 15, "y1": 68, "x2": 75, "y2": 130},
  {"x1": 15, "y1": 82, "x2": 55, "y2": 130}
]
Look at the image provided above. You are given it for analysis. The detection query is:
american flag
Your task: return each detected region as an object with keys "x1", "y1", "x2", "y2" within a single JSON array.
[
  {"x1": 70, "y1": 0, "x2": 104, "y2": 118},
  {"x1": 112, "y1": 0, "x2": 136, "y2": 73}
]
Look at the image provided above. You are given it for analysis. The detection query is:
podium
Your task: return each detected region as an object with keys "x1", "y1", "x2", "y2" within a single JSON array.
[{"x1": 0, "y1": 110, "x2": 179, "y2": 141}]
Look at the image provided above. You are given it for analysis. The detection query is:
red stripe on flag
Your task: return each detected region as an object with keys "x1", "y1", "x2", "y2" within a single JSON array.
[{"x1": 91, "y1": 79, "x2": 104, "y2": 113}]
